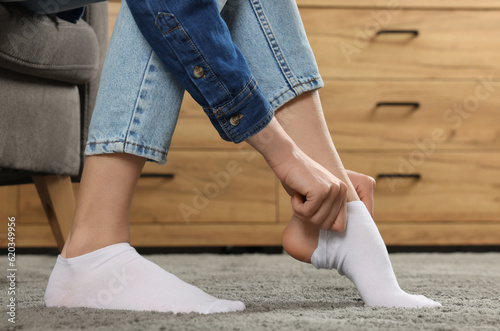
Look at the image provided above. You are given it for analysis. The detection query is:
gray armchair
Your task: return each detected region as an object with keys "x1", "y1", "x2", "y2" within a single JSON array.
[{"x1": 0, "y1": 2, "x2": 108, "y2": 251}]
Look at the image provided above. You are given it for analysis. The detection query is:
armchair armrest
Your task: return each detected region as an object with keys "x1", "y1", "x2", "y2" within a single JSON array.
[
  {"x1": 0, "y1": 3, "x2": 100, "y2": 84},
  {"x1": 77, "y1": 2, "x2": 108, "y2": 176}
]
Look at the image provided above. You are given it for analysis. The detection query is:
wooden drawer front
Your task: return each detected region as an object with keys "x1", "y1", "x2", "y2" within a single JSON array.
[
  {"x1": 301, "y1": 9, "x2": 500, "y2": 79},
  {"x1": 279, "y1": 152, "x2": 500, "y2": 222},
  {"x1": 320, "y1": 81, "x2": 500, "y2": 150},
  {"x1": 132, "y1": 150, "x2": 276, "y2": 224}
]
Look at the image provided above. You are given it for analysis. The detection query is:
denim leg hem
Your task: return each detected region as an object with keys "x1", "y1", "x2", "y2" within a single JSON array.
[
  {"x1": 269, "y1": 75, "x2": 324, "y2": 112},
  {"x1": 85, "y1": 141, "x2": 168, "y2": 165}
]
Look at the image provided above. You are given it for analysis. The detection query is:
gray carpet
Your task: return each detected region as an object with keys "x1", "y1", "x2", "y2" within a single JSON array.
[{"x1": 1, "y1": 252, "x2": 499, "y2": 330}]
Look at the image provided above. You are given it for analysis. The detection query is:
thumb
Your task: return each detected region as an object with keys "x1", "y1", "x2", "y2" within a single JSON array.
[
  {"x1": 291, "y1": 193, "x2": 305, "y2": 210},
  {"x1": 291, "y1": 193, "x2": 310, "y2": 219},
  {"x1": 281, "y1": 181, "x2": 296, "y2": 197},
  {"x1": 291, "y1": 192, "x2": 322, "y2": 221}
]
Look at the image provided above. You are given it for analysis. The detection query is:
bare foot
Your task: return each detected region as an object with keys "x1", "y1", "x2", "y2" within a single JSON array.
[{"x1": 282, "y1": 216, "x2": 320, "y2": 263}]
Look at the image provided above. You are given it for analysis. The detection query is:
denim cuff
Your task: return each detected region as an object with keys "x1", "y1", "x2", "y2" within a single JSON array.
[
  {"x1": 127, "y1": 0, "x2": 275, "y2": 144},
  {"x1": 204, "y1": 76, "x2": 274, "y2": 143}
]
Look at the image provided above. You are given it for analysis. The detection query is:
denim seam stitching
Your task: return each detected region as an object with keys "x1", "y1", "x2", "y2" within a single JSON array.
[
  {"x1": 217, "y1": 109, "x2": 237, "y2": 139},
  {"x1": 215, "y1": 78, "x2": 261, "y2": 140},
  {"x1": 164, "y1": 25, "x2": 180, "y2": 35},
  {"x1": 235, "y1": 109, "x2": 274, "y2": 141},
  {"x1": 175, "y1": 19, "x2": 231, "y2": 100},
  {"x1": 123, "y1": 50, "x2": 155, "y2": 150},
  {"x1": 214, "y1": 76, "x2": 255, "y2": 114},
  {"x1": 221, "y1": 79, "x2": 258, "y2": 115},
  {"x1": 86, "y1": 141, "x2": 168, "y2": 156},
  {"x1": 270, "y1": 77, "x2": 321, "y2": 105},
  {"x1": 249, "y1": 0, "x2": 299, "y2": 94},
  {"x1": 217, "y1": 77, "x2": 318, "y2": 141},
  {"x1": 155, "y1": 13, "x2": 180, "y2": 35},
  {"x1": 155, "y1": 11, "x2": 231, "y2": 99},
  {"x1": 212, "y1": 77, "x2": 256, "y2": 140}
]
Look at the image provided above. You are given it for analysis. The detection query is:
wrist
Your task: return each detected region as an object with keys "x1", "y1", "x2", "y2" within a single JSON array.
[{"x1": 245, "y1": 117, "x2": 299, "y2": 168}]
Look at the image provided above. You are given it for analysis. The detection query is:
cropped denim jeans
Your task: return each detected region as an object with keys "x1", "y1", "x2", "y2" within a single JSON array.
[{"x1": 87, "y1": 0, "x2": 324, "y2": 164}]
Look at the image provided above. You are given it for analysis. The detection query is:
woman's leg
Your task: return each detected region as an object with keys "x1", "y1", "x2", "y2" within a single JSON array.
[
  {"x1": 45, "y1": 0, "x2": 244, "y2": 314},
  {"x1": 50, "y1": 153, "x2": 244, "y2": 314},
  {"x1": 61, "y1": 153, "x2": 145, "y2": 258},
  {"x1": 274, "y1": 90, "x2": 441, "y2": 308},
  {"x1": 224, "y1": 0, "x2": 440, "y2": 308},
  {"x1": 275, "y1": 91, "x2": 359, "y2": 263},
  {"x1": 222, "y1": 0, "x2": 357, "y2": 262}
]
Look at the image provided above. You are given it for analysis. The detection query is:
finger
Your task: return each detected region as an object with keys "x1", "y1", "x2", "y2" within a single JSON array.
[
  {"x1": 291, "y1": 193, "x2": 304, "y2": 213},
  {"x1": 369, "y1": 176, "x2": 376, "y2": 217},
  {"x1": 311, "y1": 188, "x2": 339, "y2": 230},
  {"x1": 359, "y1": 191, "x2": 374, "y2": 218},
  {"x1": 291, "y1": 192, "x2": 323, "y2": 221},
  {"x1": 281, "y1": 180, "x2": 296, "y2": 197},
  {"x1": 318, "y1": 193, "x2": 342, "y2": 230},
  {"x1": 362, "y1": 176, "x2": 376, "y2": 218},
  {"x1": 356, "y1": 175, "x2": 376, "y2": 218},
  {"x1": 365, "y1": 198, "x2": 374, "y2": 219},
  {"x1": 315, "y1": 181, "x2": 347, "y2": 230},
  {"x1": 329, "y1": 195, "x2": 347, "y2": 232}
]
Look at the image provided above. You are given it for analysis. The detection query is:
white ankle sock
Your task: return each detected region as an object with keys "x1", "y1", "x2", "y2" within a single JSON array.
[
  {"x1": 44, "y1": 243, "x2": 245, "y2": 314},
  {"x1": 311, "y1": 201, "x2": 442, "y2": 308}
]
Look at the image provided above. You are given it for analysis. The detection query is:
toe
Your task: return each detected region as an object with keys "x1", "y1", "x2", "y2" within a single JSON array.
[
  {"x1": 206, "y1": 300, "x2": 246, "y2": 314},
  {"x1": 416, "y1": 295, "x2": 442, "y2": 308}
]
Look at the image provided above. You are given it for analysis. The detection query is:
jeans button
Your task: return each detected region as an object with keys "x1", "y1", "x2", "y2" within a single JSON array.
[
  {"x1": 230, "y1": 114, "x2": 244, "y2": 126},
  {"x1": 193, "y1": 66, "x2": 204, "y2": 78}
]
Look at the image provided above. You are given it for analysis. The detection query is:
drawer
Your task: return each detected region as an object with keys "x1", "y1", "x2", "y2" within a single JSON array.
[
  {"x1": 279, "y1": 152, "x2": 500, "y2": 222},
  {"x1": 132, "y1": 150, "x2": 276, "y2": 224},
  {"x1": 170, "y1": 93, "x2": 252, "y2": 150},
  {"x1": 301, "y1": 8, "x2": 500, "y2": 79},
  {"x1": 320, "y1": 80, "x2": 500, "y2": 150}
]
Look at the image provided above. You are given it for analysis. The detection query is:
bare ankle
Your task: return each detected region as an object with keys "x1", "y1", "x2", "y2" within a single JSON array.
[{"x1": 62, "y1": 234, "x2": 129, "y2": 258}]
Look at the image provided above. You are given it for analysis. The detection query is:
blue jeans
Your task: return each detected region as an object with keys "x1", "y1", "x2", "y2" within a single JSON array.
[{"x1": 86, "y1": 0, "x2": 323, "y2": 164}]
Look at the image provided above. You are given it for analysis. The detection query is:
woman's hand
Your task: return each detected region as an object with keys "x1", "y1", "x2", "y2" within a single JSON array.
[
  {"x1": 246, "y1": 117, "x2": 348, "y2": 231},
  {"x1": 346, "y1": 169, "x2": 376, "y2": 217},
  {"x1": 277, "y1": 150, "x2": 348, "y2": 231}
]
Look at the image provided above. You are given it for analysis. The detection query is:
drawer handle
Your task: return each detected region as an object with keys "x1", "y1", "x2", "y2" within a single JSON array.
[
  {"x1": 376, "y1": 30, "x2": 419, "y2": 36},
  {"x1": 140, "y1": 173, "x2": 175, "y2": 179},
  {"x1": 377, "y1": 173, "x2": 421, "y2": 180},
  {"x1": 376, "y1": 102, "x2": 420, "y2": 109}
]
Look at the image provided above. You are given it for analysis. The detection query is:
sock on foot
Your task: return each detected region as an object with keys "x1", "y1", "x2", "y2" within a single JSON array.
[
  {"x1": 311, "y1": 201, "x2": 442, "y2": 308},
  {"x1": 45, "y1": 243, "x2": 245, "y2": 314}
]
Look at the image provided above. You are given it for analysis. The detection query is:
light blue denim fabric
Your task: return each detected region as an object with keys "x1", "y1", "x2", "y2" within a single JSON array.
[
  {"x1": 86, "y1": 0, "x2": 324, "y2": 164},
  {"x1": 128, "y1": 0, "x2": 274, "y2": 143}
]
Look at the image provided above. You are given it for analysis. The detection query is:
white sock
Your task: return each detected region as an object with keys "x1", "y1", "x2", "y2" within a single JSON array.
[
  {"x1": 311, "y1": 201, "x2": 442, "y2": 308},
  {"x1": 44, "y1": 243, "x2": 245, "y2": 314}
]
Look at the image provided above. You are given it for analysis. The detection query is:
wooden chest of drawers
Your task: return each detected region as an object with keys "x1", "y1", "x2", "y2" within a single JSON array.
[{"x1": 2, "y1": 0, "x2": 499, "y2": 248}]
